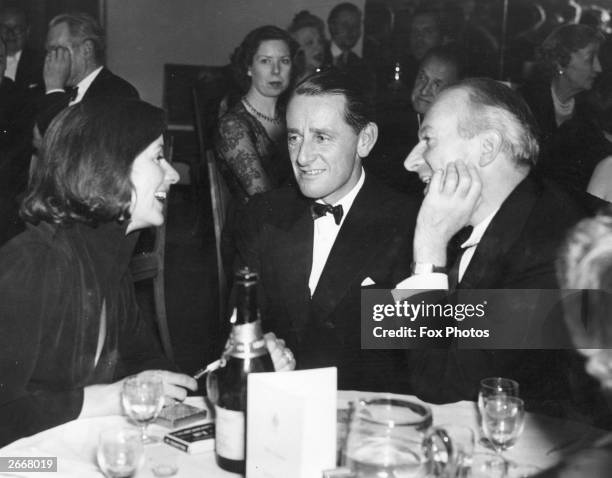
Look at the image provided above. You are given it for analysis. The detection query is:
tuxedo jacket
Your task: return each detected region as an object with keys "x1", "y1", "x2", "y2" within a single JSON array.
[
  {"x1": 14, "y1": 47, "x2": 44, "y2": 93},
  {"x1": 36, "y1": 67, "x2": 139, "y2": 134},
  {"x1": 235, "y1": 174, "x2": 419, "y2": 390},
  {"x1": 406, "y1": 175, "x2": 597, "y2": 411}
]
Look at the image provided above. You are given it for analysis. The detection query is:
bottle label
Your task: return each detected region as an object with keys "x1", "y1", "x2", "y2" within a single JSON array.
[{"x1": 215, "y1": 405, "x2": 245, "y2": 460}]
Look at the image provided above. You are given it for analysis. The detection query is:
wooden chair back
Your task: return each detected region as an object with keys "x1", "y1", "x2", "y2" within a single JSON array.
[{"x1": 192, "y1": 67, "x2": 232, "y2": 325}]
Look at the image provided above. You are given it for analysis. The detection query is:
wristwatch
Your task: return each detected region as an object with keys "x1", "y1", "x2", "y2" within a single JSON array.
[{"x1": 411, "y1": 262, "x2": 447, "y2": 275}]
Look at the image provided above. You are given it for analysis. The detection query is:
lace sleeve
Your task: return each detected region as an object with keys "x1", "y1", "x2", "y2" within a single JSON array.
[{"x1": 216, "y1": 114, "x2": 272, "y2": 196}]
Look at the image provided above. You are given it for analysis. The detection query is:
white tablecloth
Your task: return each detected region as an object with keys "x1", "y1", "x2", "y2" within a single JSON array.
[{"x1": 0, "y1": 392, "x2": 603, "y2": 477}]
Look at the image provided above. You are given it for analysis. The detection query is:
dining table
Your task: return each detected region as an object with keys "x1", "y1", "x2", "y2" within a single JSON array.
[{"x1": 0, "y1": 391, "x2": 604, "y2": 477}]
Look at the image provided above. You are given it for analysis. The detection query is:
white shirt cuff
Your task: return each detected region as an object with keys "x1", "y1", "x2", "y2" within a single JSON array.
[
  {"x1": 392, "y1": 273, "x2": 448, "y2": 301},
  {"x1": 46, "y1": 88, "x2": 65, "y2": 94}
]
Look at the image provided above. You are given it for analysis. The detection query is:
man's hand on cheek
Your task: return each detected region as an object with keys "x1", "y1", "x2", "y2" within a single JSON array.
[
  {"x1": 413, "y1": 161, "x2": 482, "y2": 265},
  {"x1": 44, "y1": 47, "x2": 71, "y2": 92}
]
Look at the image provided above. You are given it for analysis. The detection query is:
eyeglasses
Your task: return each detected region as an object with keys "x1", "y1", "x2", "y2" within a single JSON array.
[{"x1": 0, "y1": 25, "x2": 26, "y2": 36}]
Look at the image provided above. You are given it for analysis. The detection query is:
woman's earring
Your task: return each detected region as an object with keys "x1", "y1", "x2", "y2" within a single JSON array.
[{"x1": 558, "y1": 69, "x2": 564, "y2": 76}]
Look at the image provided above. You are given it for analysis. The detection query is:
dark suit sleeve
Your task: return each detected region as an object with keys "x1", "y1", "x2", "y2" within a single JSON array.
[{"x1": 36, "y1": 91, "x2": 71, "y2": 134}]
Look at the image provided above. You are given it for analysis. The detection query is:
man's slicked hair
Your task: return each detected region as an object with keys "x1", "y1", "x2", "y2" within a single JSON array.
[
  {"x1": 49, "y1": 12, "x2": 105, "y2": 64},
  {"x1": 292, "y1": 69, "x2": 373, "y2": 134},
  {"x1": 452, "y1": 78, "x2": 540, "y2": 167},
  {"x1": 328, "y1": 2, "x2": 362, "y2": 26}
]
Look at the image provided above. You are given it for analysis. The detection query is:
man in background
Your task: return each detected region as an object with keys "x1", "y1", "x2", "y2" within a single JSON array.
[
  {"x1": 327, "y1": 2, "x2": 363, "y2": 68},
  {"x1": 0, "y1": 5, "x2": 43, "y2": 95},
  {"x1": 37, "y1": 12, "x2": 139, "y2": 134}
]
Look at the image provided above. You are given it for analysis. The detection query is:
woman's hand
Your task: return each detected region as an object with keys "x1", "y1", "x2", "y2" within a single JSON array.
[
  {"x1": 265, "y1": 332, "x2": 296, "y2": 371},
  {"x1": 153, "y1": 370, "x2": 198, "y2": 404},
  {"x1": 79, "y1": 371, "x2": 198, "y2": 418}
]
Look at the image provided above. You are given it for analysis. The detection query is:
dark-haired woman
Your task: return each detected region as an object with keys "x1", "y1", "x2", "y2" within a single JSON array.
[
  {"x1": 0, "y1": 97, "x2": 294, "y2": 447},
  {"x1": 0, "y1": 98, "x2": 199, "y2": 446},
  {"x1": 215, "y1": 26, "x2": 298, "y2": 203}
]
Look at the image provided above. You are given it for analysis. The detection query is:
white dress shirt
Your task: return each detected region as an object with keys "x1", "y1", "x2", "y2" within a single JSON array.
[
  {"x1": 5, "y1": 50, "x2": 21, "y2": 81},
  {"x1": 308, "y1": 169, "x2": 366, "y2": 296},
  {"x1": 330, "y1": 41, "x2": 359, "y2": 65},
  {"x1": 46, "y1": 66, "x2": 103, "y2": 105},
  {"x1": 395, "y1": 208, "x2": 499, "y2": 290},
  {"x1": 70, "y1": 66, "x2": 103, "y2": 105}
]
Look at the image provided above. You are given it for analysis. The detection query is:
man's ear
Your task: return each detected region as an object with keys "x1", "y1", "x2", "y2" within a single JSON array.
[
  {"x1": 478, "y1": 130, "x2": 502, "y2": 167},
  {"x1": 357, "y1": 122, "x2": 378, "y2": 158},
  {"x1": 82, "y1": 39, "x2": 95, "y2": 60}
]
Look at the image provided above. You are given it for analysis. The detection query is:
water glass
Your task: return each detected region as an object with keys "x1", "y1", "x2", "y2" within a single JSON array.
[
  {"x1": 122, "y1": 371, "x2": 165, "y2": 443},
  {"x1": 343, "y1": 396, "x2": 432, "y2": 477},
  {"x1": 97, "y1": 428, "x2": 144, "y2": 478}
]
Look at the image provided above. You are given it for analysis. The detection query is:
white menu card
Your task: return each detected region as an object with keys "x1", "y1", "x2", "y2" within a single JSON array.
[{"x1": 246, "y1": 367, "x2": 337, "y2": 478}]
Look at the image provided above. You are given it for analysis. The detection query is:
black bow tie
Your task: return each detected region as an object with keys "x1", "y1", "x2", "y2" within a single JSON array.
[
  {"x1": 65, "y1": 86, "x2": 78, "y2": 102},
  {"x1": 311, "y1": 202, "x2": 344, "y2": 225}
]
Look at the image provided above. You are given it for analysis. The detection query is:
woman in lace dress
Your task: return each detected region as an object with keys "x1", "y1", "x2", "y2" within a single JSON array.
[{"x1": 215, "y1": 26, "x2": 298, "y2": 204}]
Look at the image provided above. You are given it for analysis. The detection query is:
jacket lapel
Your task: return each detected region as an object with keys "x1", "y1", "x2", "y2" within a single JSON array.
[
  {"x1": 268, "y1": 196, "x2": 313, "y2": 331},
  {"x1": 311, "y1": 175, "x2": 387, "y2": 321},
  {"x1": 460, "y1": 176, "x2": 539, "y2": 289}
]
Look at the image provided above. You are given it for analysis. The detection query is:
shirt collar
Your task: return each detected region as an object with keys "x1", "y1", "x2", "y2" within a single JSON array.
[
  {"x1": 330, "y1": 41, "x2": 345, "y2": 59},
  {"x1": 7, "y1": 50, "x2": 21, "y2": 61},
  {"x1": 74, "y1": 66, "x2": 103, "y2": 99},
  {"x1": 461, "y1": 208, "x2": 499, "y2": 249},
  {"x1": 316, "y1": 168, "x2": 365, "y2": 226}
]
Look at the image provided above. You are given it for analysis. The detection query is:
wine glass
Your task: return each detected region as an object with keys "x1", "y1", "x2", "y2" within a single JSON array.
[
  {"x1": 478, "y1": 377, "x2": 519, "y2": 445},
  {"x1": 97, "y1": 427, "x2": 144, "y2": 478},
  {"x1": 482, "y1": 395, "x2": 525, "y2": 460},
  {"x1": 122, "y1": 372, "x2": 165, "y2": 444}
]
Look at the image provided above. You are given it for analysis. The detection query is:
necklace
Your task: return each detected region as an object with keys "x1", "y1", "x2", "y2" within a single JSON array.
[
  {"x1": 551, "y1": 84, "x2": 575, "y2": 116},
  {"x1": 242, "y1": 97, "x2": 281, "y2": 125}
]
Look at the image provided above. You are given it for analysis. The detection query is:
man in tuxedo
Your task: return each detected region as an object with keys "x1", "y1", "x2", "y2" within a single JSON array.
[
  {"x1": 326, "y1": 3, "x2": 375, "y2": 95},
  {"x1": 327, "y1": 2, "x2": 362, "y2": 67},
  {"x1": 0, "y1": 6, "x2": 43, "y2": 94},
  {"x1": 37, "y1": 12, "x2": 139, "y2": 134},
  {"x1": 399, "y1": 78, "x2": 595, "y2": 412},
  {"x1": 235, "y1": 70, "x2": 419, "y2": 390}
]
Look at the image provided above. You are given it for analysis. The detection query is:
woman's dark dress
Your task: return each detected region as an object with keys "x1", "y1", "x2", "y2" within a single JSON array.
[{"x1": 0, "y1": 221, "x2": 173, "y2": 446}]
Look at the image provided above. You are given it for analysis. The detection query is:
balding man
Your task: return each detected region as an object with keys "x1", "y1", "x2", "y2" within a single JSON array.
[
  {"x1": 37, "y1": 12, "x2": 138, "y2": 133},
  {"x1": 0, "y1": 6, "x2": 43, "y2": 94},
  {"x1": 400, "y1": 78, "x2": 595, "y2": 411}
]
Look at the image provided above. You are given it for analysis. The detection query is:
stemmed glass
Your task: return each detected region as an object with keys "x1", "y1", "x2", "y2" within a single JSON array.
[
  {"x1": 478, "y1": 377, "x2": 519, "y2": 443},
  {"x1": 97, "y1": 428, "x2": 144, "y2": 478},
  {"x1": 482, "y1": 395, "x2": 526, "y2": 465},
  {"x1": 122, "y1": 372, "x2": 165, "y2": 444}
]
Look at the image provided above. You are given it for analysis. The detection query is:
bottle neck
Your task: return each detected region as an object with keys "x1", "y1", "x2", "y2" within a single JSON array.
[{"x1": 235, "y1": 281, "x2": 258, "y2": 325}]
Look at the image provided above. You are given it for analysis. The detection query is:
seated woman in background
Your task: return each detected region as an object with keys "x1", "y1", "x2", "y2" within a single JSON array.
[
  {"x1": 520, "y1": 24, "x2": 603, "y2": 194},
  {"x1": 287, "y1": 10, "x2": 330, "y2": 82},
  {"x1": 215, "y1": 26, "x2": 298, "y2": 204}
]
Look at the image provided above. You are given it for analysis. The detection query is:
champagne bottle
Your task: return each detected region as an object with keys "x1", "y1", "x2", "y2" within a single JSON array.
[{"x1": 210, "y1": 268, "x2": 274, "y2": 474}]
